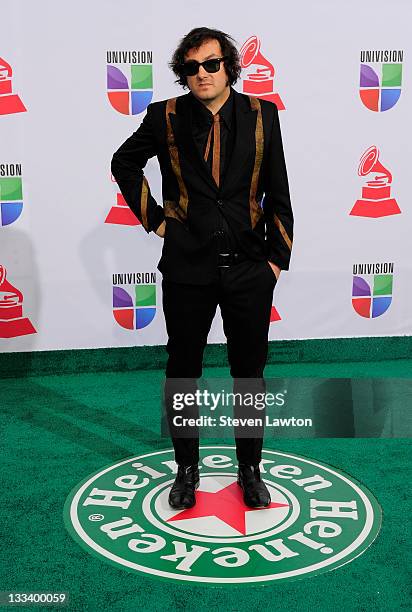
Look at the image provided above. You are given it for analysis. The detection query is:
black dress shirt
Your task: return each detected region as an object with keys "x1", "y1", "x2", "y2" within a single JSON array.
[{"x1": 189, "y1": 89, "x2": 238, "y2": 252}]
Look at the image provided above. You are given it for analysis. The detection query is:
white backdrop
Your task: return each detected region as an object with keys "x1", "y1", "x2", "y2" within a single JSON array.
[{"x1": 0, "y1": 0, "x2": 411, "y2": 353}]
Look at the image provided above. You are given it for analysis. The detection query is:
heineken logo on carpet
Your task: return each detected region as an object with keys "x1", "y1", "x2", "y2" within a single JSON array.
[{"x1": 63, "y1": 447, "x2": 382, "y2": 584}]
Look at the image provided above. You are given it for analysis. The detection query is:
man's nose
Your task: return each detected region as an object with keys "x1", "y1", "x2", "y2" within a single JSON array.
[{"x1": 197, "y1": 64, "x2": 209, "y2": 78}]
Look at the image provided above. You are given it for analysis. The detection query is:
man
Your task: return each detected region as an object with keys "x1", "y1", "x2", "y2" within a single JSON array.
[{"x1": 111, "y1": 27, "x2": 293, "y2": 511}]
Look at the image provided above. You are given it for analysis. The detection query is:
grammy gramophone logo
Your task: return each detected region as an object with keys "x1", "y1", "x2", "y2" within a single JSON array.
[
  {"x1": 105, "y1": 174, "x2": 140, "y2": 226},
  {"x1": 0, "y1": 265, "x2": 36, "y2": 338},
  {"x1": 0, "y1": 57, "x2": 26, "y2": 116},
  {"x1": 270, "y1": 306, "x2": 281, "y2": 324},
  {"x1": 350, "y1": 146, "x2": 401, "y2": 218},
  {"x1": 240, "y1": 36, "x2": 285, "y2": 110}
]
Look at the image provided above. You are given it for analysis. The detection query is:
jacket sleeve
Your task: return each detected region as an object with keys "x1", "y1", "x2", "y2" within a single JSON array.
[
  {"x1": 262, "y1": 106, "x2": 294, "y2": 270},
  {"x1": 111, "y1": 103, "x2": 165, "y2": 233}
]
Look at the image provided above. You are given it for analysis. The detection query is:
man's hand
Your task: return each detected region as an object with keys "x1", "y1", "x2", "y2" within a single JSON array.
[
  {"x1": 155, "y1": 220, "x2": 166, "y2": 238},
  {"x1": 267, "y1": 261, "x2": 281, "y2": 280}
]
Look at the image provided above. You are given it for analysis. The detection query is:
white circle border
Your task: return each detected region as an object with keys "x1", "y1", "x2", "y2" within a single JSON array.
[{"x1": 67, "y1": 446, "x2": 381, "y2": 584}]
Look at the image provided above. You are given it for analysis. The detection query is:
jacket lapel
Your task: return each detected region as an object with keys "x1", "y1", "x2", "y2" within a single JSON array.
[
  {"x1": 168, "y1": 96, "x2": 218, "y2": 193},
  {"x1": 221, "y1": 91, "x2": 257, "y2": 194},
  {"x1": 167, "y1": 91, "x2": 257, "y2": 195}
]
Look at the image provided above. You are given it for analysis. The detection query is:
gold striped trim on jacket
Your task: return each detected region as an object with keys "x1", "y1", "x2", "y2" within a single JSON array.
[
  {"x1": 274, "y1": 213, "x2": 293, "y2": 250},
  {"x1": 249, "y1": 96, "x2": 264, "y2": 229},
  {"x1": 163, "y1": 200, "x2": 186, "y2": 223},
  {"x1": 140, "y1": 177, "x2": 149, "y2": 230},
  {"x1": 165, "y1": 98, "x2": 189, "y2": 220}
]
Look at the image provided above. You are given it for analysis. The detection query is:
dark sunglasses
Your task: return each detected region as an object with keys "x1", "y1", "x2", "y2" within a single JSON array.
[{"x1": 179, "y1": 56, "x2": 227, "y2": 77}]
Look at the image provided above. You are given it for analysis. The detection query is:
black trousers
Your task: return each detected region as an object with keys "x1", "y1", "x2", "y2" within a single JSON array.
[{"x1": 162, "y1": 258, "x2": 277, "y2": 466}]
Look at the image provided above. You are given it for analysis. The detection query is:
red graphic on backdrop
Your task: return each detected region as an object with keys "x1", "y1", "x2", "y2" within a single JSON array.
[
  {"x1": 270, "y1": 306, "x2": 281, "y2": 323},
  {"x1": 167, "y1": 481, "x2": 288, "y2": 535},
  {"x1": 105, "y1": 174, "x2": 140, "y2": 226},
  {"x1": 350, "y1": 145, "x2": 401, "y2": 218},
  {"x1": 0, "y1": 57, "x2": 26, "y2": 116},
  {"x1": 240, "y1": 36, "x2": 285, "y2": 109},
  {"x1": 0, "y1": 266, "x2": 36, "y2": 338}
]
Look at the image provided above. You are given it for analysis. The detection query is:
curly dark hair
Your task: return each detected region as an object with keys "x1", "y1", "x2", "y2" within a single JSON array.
[{"x1": 170, "y1": 27, "x2": 241, "y2": 88}]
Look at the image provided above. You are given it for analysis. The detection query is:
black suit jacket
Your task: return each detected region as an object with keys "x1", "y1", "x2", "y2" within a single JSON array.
[{"x1": 111, "y1": 88, "x2": 293, "y2": 284}]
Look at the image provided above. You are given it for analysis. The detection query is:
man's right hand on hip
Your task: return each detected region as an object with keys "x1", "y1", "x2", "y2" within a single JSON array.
[{"x1": 155, "y1": 220, "x2": 166, "y2": 238}]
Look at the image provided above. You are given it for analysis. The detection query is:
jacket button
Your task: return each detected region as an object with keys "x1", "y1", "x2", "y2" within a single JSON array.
[{"x1": 217, "y1": 199, "x2": 223, "y2": 207}]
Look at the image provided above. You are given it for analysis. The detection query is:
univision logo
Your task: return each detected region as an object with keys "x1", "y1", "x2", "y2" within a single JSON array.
[
  {"x1": 352, "y1": 262, "x2": 394, "y2": 318},
  {"x1": 112, "y1": 272, "x2": 156, "y2": 330},
  {"x1": 0, "y1": 163, "x2": 23, "y2": 226},
  {"x1": 359, "y1": 49, "x2": 403, "y2": 112},
  {"x1": 106, "y1": 51, "x2": 153, "y2": 115}
]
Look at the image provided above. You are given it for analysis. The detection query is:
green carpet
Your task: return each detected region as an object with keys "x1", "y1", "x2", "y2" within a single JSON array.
[
  {"x1": 0, "y1": 360, "x2": 410, "y2": 611},
  {"x1": 2, "y1": 335, "x2": 412, "y2": 379}
]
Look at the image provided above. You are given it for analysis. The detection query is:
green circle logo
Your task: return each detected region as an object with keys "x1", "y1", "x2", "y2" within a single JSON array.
[{"x1": 63, "y1": 446, "x2": 382, "y2": 584}]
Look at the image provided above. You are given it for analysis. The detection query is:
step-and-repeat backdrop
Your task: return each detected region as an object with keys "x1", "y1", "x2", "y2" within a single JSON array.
[{"x1": 1, "y1": 0, "x2": 410, "y2": 352}]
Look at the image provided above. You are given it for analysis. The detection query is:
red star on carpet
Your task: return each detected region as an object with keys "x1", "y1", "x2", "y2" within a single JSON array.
[{"x1": 167, "y1": 481, "x2": 289, "y2": 535}]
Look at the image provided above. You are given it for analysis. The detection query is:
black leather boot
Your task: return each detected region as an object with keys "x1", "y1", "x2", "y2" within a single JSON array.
[
  {"x1": 168, "y1": 464, "x2": 200, "y2": 509},
  {"x1": 237, "y1": 464, "x2": 271, "y2": 508}
]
